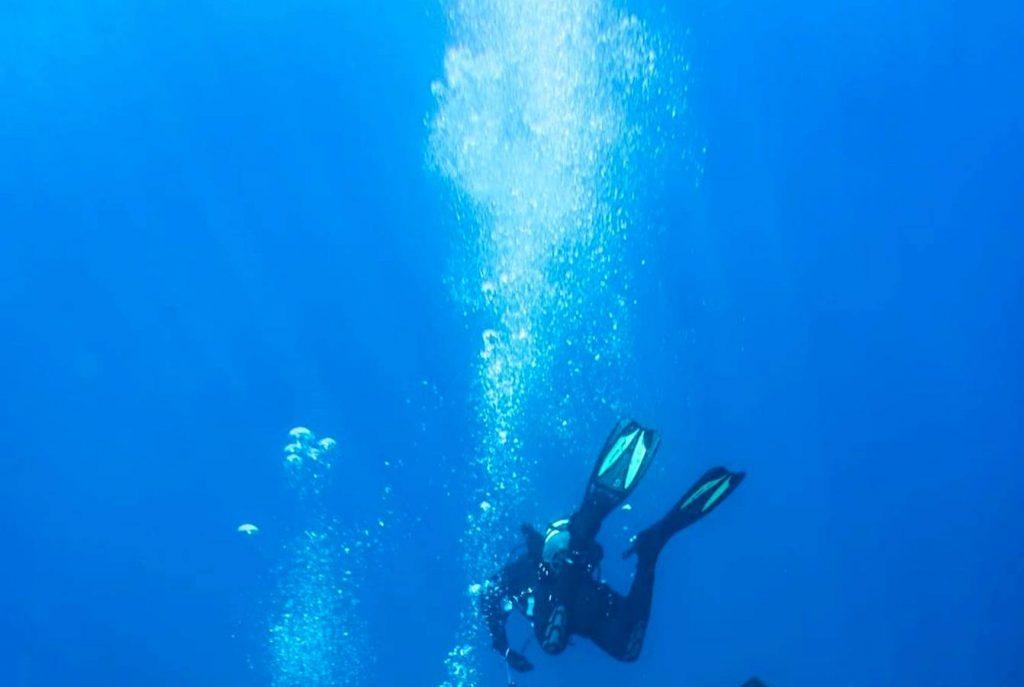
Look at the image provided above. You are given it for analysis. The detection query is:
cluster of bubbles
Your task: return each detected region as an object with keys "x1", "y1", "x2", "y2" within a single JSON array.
[
  {"x1": 268, "y1": 427, "x2": 372, "y2": 687},
  {"x1": 283, "y1": 428, "x2": 338, "y2": 464},
  {"x1": 281, "y1": 427, "x2": 338, "y2": 499},
  {"x1": 430, "y1": 1, "x2": 684, "y2": 684}
]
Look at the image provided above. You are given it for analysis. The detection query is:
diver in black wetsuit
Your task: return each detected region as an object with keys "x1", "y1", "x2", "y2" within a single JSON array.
[{"x1": 480, "y1": 419, "x2": 746, "y2": 673}]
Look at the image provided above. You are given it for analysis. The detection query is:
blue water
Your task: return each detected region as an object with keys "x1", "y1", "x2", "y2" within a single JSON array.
[{"x1": 2, "y1": 1, "x2": 1021, "y2": 686}]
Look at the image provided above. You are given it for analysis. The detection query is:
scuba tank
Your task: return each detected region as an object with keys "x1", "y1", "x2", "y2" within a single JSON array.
[{"x1": 540, "y1": 518, "x2": 603, "y2": 579}]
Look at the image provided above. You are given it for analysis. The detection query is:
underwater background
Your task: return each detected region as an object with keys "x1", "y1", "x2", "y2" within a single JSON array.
[{"x1": 1, "y1": 1, "x2": 1021, "y2": 686}]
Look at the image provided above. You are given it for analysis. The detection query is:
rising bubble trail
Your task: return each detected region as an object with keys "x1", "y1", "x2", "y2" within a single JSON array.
[
  {"x1": 268, "y1": 427, "x2": 371, "y2": 687},
  {"x1": 430, "y1": 0, "x2": 679, "y2": 684}
]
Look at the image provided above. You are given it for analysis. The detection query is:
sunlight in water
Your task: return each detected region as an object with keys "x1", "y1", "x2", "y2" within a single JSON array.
[{"x1": 429, "y1": 1, "x2": 683, "y2": 683}]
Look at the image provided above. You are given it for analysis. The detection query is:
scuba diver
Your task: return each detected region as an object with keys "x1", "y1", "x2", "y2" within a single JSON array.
[{"x1": 480, "y1": 419, "x2": 746, "y2": 674}]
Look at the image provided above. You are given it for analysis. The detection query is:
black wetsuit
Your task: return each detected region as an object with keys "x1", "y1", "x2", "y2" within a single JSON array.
[
  {"x1": 480, "y1": 496, "x2": 661, "y2": 664},
  {"x1": 479, "y1": 420, "x2": 745, "y2": 674}
]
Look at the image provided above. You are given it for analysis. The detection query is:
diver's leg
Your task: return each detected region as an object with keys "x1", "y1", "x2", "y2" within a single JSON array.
[
  {"x1": 574, "y1": 555, "x2": 657, "y2": 662},
  {"x1": 567, "y1": 495, "x2": 607, "y2": 544},
  {"x1": 625, "y1": 467, "x2": 746, "y2": 559},
  {"x1": 574, "y1": 468, "x2": 746, "y2": 662}
]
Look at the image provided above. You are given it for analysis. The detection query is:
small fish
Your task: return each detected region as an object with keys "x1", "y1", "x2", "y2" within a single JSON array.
[{"x1": 237, "y1": 523, "x2": 259, "y2": 535}]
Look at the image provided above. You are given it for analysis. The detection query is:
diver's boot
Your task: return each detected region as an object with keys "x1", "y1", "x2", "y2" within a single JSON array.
[
  {"x1": 623, "y1": 467, "x2": 746, "y2": 559},
  {"x1": 622, "y1": 520, "x2": 670, "y2": 565}
]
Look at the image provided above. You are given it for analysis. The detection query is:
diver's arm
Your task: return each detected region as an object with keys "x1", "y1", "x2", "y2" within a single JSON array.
[
  {"x1": 480, "y1": 581, "x2": 533, "y2": 672},
  {"x1": 480, "y1": 540, "x2": 539, "y2": 673}
]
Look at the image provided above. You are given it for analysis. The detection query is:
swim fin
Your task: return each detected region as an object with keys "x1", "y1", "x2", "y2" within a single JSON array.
[
  {"x1": 624, "y1": 466, "x2": 745, "y2": 559},
  {"x1": 584, "y1": 419, "x2": 661, "y2": 518},
  {"x1": 666, "y1": 466, "x2": 745, "y2": 529}
]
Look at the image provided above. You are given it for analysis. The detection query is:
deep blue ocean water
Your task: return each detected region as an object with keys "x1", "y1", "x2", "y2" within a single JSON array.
[{"x1": 2, "y1": 1, "x2": 1022, "y2": 686}]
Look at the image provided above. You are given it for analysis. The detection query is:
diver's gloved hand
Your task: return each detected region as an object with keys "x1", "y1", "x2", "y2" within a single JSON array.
[{"x1": 504, "y1": 649, "x2": 534, "y2": 673}]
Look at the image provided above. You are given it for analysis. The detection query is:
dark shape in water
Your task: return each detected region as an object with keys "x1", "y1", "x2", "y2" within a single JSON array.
[{"x1": 479, "y1": 419, "x2": 747, "y2": 673}]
